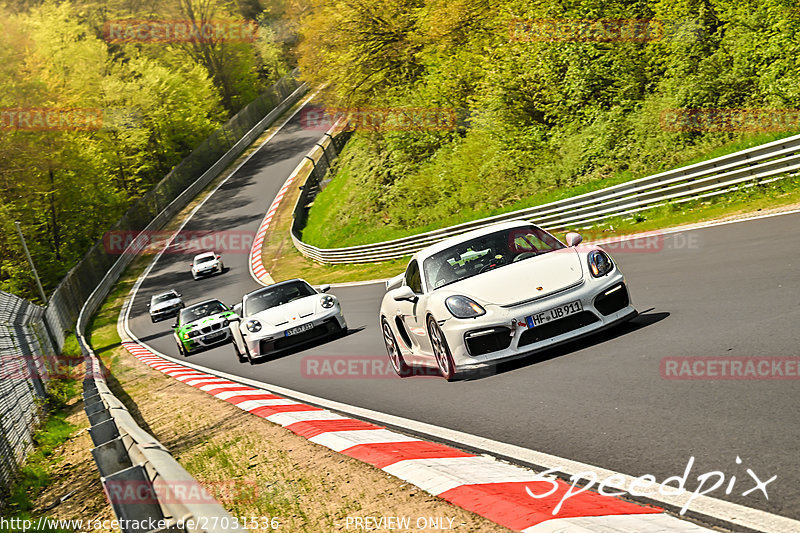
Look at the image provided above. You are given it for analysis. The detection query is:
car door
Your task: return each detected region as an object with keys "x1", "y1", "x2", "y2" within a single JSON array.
[{"x1": 395, "y1": 260, "x2": 435, "y2": 359}]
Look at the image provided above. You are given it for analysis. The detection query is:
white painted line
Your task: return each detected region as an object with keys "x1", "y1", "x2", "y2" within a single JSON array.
[
  {"x1": 214, "y1": 390, "x2": 267, "y2": 400},
  {"x1": 266, "y1": 410, "x2": 351, "y2": 426},
  {"x1": 384, "y1": 456, "x2": 541, "y2": 496},
  {"x1": 308, "y1": 429, "x2": 418, "y2": 453},
  {"x1": 236, "y1": 399, "x2": 301, "y2": 411},
  {"x1": 522, "y1": 513, "x2": 716, "y2": 533}
]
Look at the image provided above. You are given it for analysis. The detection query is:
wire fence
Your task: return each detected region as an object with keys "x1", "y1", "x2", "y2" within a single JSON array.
[{"x1": 0, "y1": 290, "x2": 55, "y2": 508}]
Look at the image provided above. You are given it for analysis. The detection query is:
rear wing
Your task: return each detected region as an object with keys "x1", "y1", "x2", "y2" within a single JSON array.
[{"x1": 385, "y1": 273, "x2": 405, "y2": 292}]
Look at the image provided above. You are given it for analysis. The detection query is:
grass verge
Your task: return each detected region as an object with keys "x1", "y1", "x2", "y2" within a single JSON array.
[
  {"x1": 265, "y1": 150, "x2": 800, "y2": 284},
  {"x1": 301, "y1": 132, "x2": 798, "y2": 248}
]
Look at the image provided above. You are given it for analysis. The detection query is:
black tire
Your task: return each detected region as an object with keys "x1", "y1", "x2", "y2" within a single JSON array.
[
  {"x1": 382, "y1": 317, "x2": 412, "y2": 377},
  {"x1": 233, "y1": 340, "x2": 247, "y2": 363},
  {"x1": 177, "y1": 341, "x2": 187, "y2": 357},
  {"x1": 427, "y1": 316, "x2": 457, "y2": 381}
]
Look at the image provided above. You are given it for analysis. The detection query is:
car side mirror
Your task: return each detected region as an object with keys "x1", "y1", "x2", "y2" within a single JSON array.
[
  {"x1": 233, "y1": 303, "x2": 243, "y2": 316},
  {"x1": 146, "y1": 303, "x2": 150, "y2": 308},
  {"x1": 171, "y1": 322, "x2": 178, "y2": 329},
  {"x1": 189, "y1": 263, "x2": 193, "y2": 266},
  {"x1": 176, "y1": 293, "x2": 181, "y2": 297},
  {"x1": 390, "y1": 285, "x2": 418, "y2": 302},
  {"x1": 319, "y1": 284, "x2": 331, "y2": 293},
  {"x1": 565, "y1": 232, "x2": 583, "y2": 247}
]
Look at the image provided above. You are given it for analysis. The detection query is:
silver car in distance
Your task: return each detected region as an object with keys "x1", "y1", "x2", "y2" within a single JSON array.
[
  {"x1": 379, "y1": 221, "x2": 637, "y2": 380},
  {"x1": 229, "y1": 279, "x2": 347, "y2": 364}
]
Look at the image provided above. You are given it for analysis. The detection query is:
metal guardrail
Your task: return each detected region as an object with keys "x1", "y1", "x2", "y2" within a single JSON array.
[
  {"x1": 67, "y1": 80, "x2": 308, "y2": 532},
  {"x1": 292, "y1": 132, "x2": 800, "y2": 264}
]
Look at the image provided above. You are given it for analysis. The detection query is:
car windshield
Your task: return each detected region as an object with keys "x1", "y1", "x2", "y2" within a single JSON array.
[
  {"x1": 179, "y1": 300, "x2": 227, "y2": 324},
  {"x1": 195, "y1": 255, "x2": 215, "y2": 264},
  {"x1": 422, "y1": 225, "x2": 565, "y2": 290},
  {"x1": 152, "y1": 292, "x2": 177, "y2": 304},
  {"x1": 244, "y1": 281, "x2": 316, "y2": 316}
]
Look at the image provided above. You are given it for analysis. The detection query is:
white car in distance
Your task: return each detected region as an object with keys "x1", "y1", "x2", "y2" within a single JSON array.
[
  {"x1": 229, "y1": 279, "x2": 347, "y2": 364},
  {"x1": 147, "y1": 290, "x2": 184, "y2": 323},
  {"x1": 190, "y1": 251, "x2": 224, "y2": 280},
  {"x1": 379, "y1": 221, "x2": 637, "y2": 380}
]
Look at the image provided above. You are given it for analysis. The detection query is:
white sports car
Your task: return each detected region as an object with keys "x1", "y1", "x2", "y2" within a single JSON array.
[
  {"x1": 229, "y1": 279, "x2": 347, "y2": 364},
  {"x1": 379, "y1": 221, "x2": 637, "y2": 380},
  {"x1": 190, "y1": 251, "x2": 224, "y2": 280}
]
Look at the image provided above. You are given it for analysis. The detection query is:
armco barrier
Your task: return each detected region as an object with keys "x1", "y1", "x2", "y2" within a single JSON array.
[{"x1": 291, "y1": 132, "x2": 800, "y2": 263}]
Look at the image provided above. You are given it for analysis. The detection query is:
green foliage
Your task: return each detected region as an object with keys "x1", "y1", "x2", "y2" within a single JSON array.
[
  {"x1": 297, "y1": 0, "x2": 800, "y2": 247},
  {"x1": 0, "y1": 0, "x2": 294, "y2": 299}
]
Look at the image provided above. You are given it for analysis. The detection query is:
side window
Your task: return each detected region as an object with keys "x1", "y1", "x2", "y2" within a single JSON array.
[{"x1": 405, "y1": 260, "x2": 423, "y2": 294}]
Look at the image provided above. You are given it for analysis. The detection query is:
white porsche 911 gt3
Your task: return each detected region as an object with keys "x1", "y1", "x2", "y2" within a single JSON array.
[
  {"x1": 229, "y1": 278, "x2": 347, "y2": 364},
  {"x1": 379, "y1": 221, "x2": 637, "y2": 380}
]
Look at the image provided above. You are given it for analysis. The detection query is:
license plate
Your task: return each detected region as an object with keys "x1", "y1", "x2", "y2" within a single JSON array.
[
  {"x1": 285, "y1": 323, "x2": 314, "y2": 336},
  {"x1": 526, "y1": 300, "x2": 583, "y2": 328},
  {"x1": 205, "y1": 331, "x2": 224, "y2": 340}
]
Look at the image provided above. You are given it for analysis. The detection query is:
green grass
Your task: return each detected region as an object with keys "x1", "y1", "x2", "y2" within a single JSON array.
[
  {"x1": 1, "y1": 406, "x2": 78, "y2": 532},
  {"x1": 302, "y1": 131, "x2": 795, "y2": 249}
]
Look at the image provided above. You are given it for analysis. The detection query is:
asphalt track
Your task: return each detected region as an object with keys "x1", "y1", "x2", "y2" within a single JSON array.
[{"x1": 127, "y1": 103, "x2": 800, "y2": 523}]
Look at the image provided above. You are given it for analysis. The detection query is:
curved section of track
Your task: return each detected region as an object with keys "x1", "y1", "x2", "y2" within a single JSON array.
[{"x1": 127, "y1": 102, "x2": 800, "y2": 523}]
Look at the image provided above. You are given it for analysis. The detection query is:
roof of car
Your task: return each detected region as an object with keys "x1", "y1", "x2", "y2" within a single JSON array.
[
  {"x1": 184, "y1": 298, "x2": 225, "y2": 310},
  {"x1": 411, "y1": 221, "x2": 538, "y2": 263},
  {"x1": 152, "y1": 290, "x2": 178, "y2": 299},
  {"x1": 242, "y1": 278, "x2": 310, "y2": 300},
  {"x1": 193, "y1": 251, "x2": 217, "y2": 259}
]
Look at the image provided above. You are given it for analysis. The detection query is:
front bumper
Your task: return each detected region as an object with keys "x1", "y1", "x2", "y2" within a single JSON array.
[
  {"x1": 246, "y1": 308, "x2": 346, "y2": 358},
  {"x1": 442, "y1": 273, "x2": 636, "y2": 371},
  {"x1": 193, "y1": 264, "x2": 221, "y2": 277},
  {"x1": 182, "y1": 327, "x2": 232, "y2": 351},
  {"x1": 150, "y1": 306, "x2": 181, "y2": 322}
]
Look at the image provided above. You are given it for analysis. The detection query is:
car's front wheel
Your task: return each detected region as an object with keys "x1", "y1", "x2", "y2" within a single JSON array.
[
  {"x1": 427, "y1": 316, "x2": 457, "y2": 381},
  {"x1": 177, "y1": 341, "x2": 187, "y2": 357},
  {"x1": 382, "y1": 317, "x2": 410, "y2": 377},
  {"x1": 232, "y1": 338, "x2": 248, "y2": 363}
]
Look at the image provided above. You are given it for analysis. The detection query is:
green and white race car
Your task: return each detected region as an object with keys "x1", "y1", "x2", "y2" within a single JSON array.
[{"x1": 173, "y1": 298, "x2": 236, "y2": 356}]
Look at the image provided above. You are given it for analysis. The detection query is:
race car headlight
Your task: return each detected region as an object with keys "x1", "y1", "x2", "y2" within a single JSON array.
[
  {"x1": 184, "y1": 330, "x2": 200, "y2": 339},
  {"x1": 445, "y1": 296, "x2": 486, "y2": 318},
  {"x1": 320, "y1": 295, "x2": 335, "y2": 309},
  {"x1": 222, "y1": 319, "x2": 229, "y2": 327},
  {"x1": 588, "y1": 250, "x2": 613, "y2": 277},
  {"x1": 246, "y1": 320, "x2": 262, "y2": 333}
]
